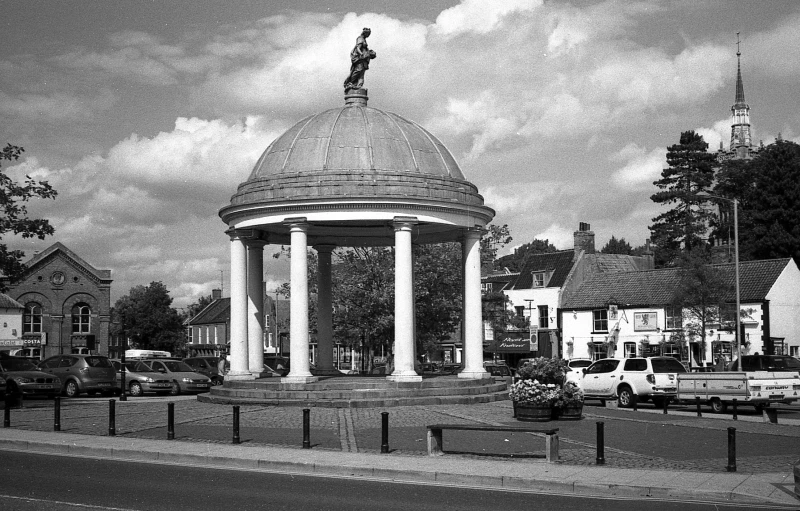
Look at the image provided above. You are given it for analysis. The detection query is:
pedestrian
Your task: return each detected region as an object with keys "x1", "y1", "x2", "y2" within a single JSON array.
[
  {"x1": 217, "y1": 355, "x2": 228, "y2": 376},
  {"x1": 714, "y1": 356, "x2": 726, "y2": 372}
]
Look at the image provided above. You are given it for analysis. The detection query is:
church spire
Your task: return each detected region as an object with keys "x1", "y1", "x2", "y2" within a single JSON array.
[
  {"x1": 729, "y1": 32, "x2": 753, "y2": 158},
  {"x1": 734, "y1": 34, "x2": 746, "y2": 107}
]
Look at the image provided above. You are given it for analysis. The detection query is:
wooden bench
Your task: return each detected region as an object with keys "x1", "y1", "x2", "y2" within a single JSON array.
[{"x1": 426, "y1": 424, "x2": 559, "y2": 462}]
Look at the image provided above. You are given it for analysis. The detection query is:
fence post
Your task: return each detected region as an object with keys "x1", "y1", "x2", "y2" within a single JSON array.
[
  {"x1": 302, "y1": 408, "x2": 310, "y2": 449},
  {"x1": 54, "y1": 396, "x2": 61, "y2": 432},
  {"x1": 631, "y1": 393, "x2": 638, "y2": 411},
  {"x1": 108, "y1": 399, "x2": 116, "y2": 436},
  {"x1": 663, "y1": 398, "x2": 669, "y2": 414},
  {"x1": 167, "y1": 402, "x2": 175, "y2": 440},
  {"x1": 232, "y1": 405, "x2": 240, "y2": 444},
  {"x1": 381, "y1": 412, "x2": 389, "y2": 454},
  {"x1": 732, "y1": 399, "x2": 738, "y2": 420},
  {"x1": 726, "y1": 427, "x2": 736, "y2": 472},
  {"x1": 695, "y1": 397, "x2": 702, "y2": 417},
  {"x1": 596, "y1": 421, "x2": 605, "y2": 465}
]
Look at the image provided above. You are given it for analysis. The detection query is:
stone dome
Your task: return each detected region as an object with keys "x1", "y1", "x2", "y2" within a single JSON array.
[{"x1": 220, "y1": 90, "x2": 494, "y2": 247}]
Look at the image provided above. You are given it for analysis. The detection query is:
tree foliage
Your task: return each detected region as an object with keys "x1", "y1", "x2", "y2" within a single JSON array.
[
  {"x1": 111, "y1": 281, "x2": 184, "y2": 354},
  {"x1": 650, "y1": 131, "x2": 717, "y2": 267},
  {"x1": 496, "y1": 238, "x2": 558, "y2": 272},
  {"x1": 179, "y1": 293, "x2": 214, "y2": 323},
  {"x1": 480, "y1": 223, "x2": 512, "y2": 273},
  {"x1": 1, "y1": 144, "x2": 57, "y2": 292},
  {"x1": 600, "y1": 236, "x2": 633, "y2": 255}
]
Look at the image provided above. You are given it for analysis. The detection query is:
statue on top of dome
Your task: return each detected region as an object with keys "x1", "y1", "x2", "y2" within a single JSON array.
[{"x1": 344, "y1": 28, "x2": 376, "y2": 91}]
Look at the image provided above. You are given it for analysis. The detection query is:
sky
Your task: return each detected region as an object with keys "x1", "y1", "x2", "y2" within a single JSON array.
[{"x1": 3, "y1": 0, "x2": 800, "y2": 310}]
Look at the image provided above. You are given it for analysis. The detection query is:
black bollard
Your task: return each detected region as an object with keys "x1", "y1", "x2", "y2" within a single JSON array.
[
  {"x1": 380, "y1": 412, "x2": 389, "y2": 454},
  {"x1": 119, "y1": 351, "x2": 127, "y2": 402},
  {"x1": 726, "y1": 427, "x2": 736, "y2": 472},
  {"x1": 632, "y1": 393, "x2": 638, "y2": 411},
  {"x1": 732, "y1": 399, "x2": 738, "y2": 420},
  {"x1": 663, "y1": 397, "x2": 669, "y2": 414},
  {"x1": 302, "y1": 408, "x2": 311, "y2": 449},
  {"x1": 54, "y1": 396, "x2": 61, "y2": 432},
  {"x1": 695, "y1": 397, "x2": 702, "y2": 417},
  {"x1": 596, "y1": 421, "x2": 605, "y2": 465},
  {"x1": 3, "y1": 397, "x2": 10, "y2": 427},
  {"x1": 108, "y1": 399, "x2": 116, "y2": 436},
  {"x1": 167, "y1": 402, "x2": 175, "y2": 440},
  {"x1": 232, "y1": 405, "x2": 240, "y2": 444}
]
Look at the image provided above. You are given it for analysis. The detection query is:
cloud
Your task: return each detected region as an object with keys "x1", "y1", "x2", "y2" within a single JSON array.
[
  {"x1": 432, "y1": 0, "x2": 543, "y2": 39},
  {"x1": 533, "y1": 224, "x2": 574, "y2": 250},
  {"x1": 610, "y1": 143, "x2": 668, "y2": 189}
]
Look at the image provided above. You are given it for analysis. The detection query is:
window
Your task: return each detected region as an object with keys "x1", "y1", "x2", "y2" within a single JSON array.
[
  {"x1": 590, "y1": 343, "x2": 606, "y2": 361},
  {"x1": 23, "y1": 303, "x2": 43, "y2": 333},
  {"x1": 719, "y1": 304, "x2": 736, "y2": 330},
  {"x1": 538, "y1": 305, "x2": 549, "y2": 328},
  {"x1": 586, "y1": 359, "x2": 619, "y2": 373},
  {"x1": 623, "y1": 359, "x2": 647, "y2": 371},
  {"x1": 515, "y1": 306, "x2": 525, "y2": 317},
  {"x1": 623, "y1": 342, "x2": 637, "y2": 358},
  {"x1": 71, "y1": 303, "x2": 91, "y2": 333},
  {"x1": 481, "y1": 282, "x2": 493, "y2": 293},
  {"x1": 532, "y1": 272, "x2": 545, "y2": 287},
  {"x1": 791, "y1": 346, "x2": 799, "y2": 357},
  {"x1": 665, "y1": 306, "x2": 682, "y2": 330},
  {"x1": 593, "y1": 309, "x2": 608, "y2": 332}
]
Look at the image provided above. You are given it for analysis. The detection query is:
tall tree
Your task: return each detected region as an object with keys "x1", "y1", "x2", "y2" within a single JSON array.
[
  {"x1": 600, "y1": 236, "x2": 633, "y2": 255},
  {"x1": 496, "y1": 238, "x2": 558, "y2": 272},
  {"x1": 650, "y1": 131, "x2": 717, "y2": 267},
  {"x1": 111, "y1": 281, "x2": 184, "y2": 354},
  {"x1": 179, "y1": 293, "x2": 214, "y2": 323},
  {"x1": 1, "y1": 144, "x2": 58, "y2": 292},
  {"x1": 480, "y1": 223, "x2": 512, "y2": 273}
]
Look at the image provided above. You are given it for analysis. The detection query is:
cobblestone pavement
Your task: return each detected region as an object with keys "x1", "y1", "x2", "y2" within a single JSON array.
[{"x1": 4, "y1": 397, "x2": 798, "y2": 474}]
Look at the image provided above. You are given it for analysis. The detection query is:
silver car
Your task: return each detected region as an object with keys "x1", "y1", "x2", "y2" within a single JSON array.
[
  {"x1": 38, "y1": 354, "x2": 116, "y2": 397},
  {"x1": 139, "y1": 359, "x2": 212, "y2": 395},
  {"x1": 112, "y1": 360, "x2": 173, "y2": 397}
]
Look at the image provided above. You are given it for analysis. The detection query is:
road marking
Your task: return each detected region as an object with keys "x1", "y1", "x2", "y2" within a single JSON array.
[{"x1": 0, "y1": 493, "x2": 141, "y2": 510}]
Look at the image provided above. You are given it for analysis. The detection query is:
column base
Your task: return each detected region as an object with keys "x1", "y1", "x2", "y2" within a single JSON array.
[
  {"x1": 225, "y1": 371, "x2": 257, "y2": 381},
  {"x1": 282, "y1": 375, "x2": 319, "y2": 384},
  {"x1": 250, "y1": 370, "x2": 276, "y2": 378},
  {"x1": 386, "y1": 373, "x2": 423, "y2": 383},
  {"x1": 458, "y1": 370, "x2": 490, "y2": 380},
  {"x1": 314, "y1": 367, "x2": 344, "y2": 376}
]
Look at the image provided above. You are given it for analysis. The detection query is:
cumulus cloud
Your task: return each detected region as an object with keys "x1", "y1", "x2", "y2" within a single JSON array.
[
  {"x1": 432, "y1": 0, "x2": 542, "y2": 38},
  {"x1": 610, "y1": 143, "x2": 668, "y2": 189}
]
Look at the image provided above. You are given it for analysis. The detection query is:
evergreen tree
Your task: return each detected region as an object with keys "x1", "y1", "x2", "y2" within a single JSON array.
[
  {"x1": 496, "y1": 238, "x2": 558, "y2": 272},
  {"x1": 600, "y1": 236, "x2": 633, "y2": 255},
  {"x1": 649, "y1": 131, "x2": 717, "y2": 267}
]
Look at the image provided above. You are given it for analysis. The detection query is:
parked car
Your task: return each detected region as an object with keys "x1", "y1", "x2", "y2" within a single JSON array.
[
  {"x1": 564, "y1": 358, "x2": 593, "y2": 384},
  {"x1": 439, "y1": 363, "x2": 462, "y2": 375},
  {"x1": 420, "y1": 362, "x2": 440, "y2": 374},
  {"x1": 38, "y1": 354, "x2": 116, "y2": 398},
  {"x1": 0, "y1": 354, "x2": 60, "y2": 398},
  {"x1": 484, "y1": 363, "x2": 513, "y2": 384},
  {"x1": 111, "y1": 360, "x2": 173, "y2": 397},
  {"x1": 183, "y1": 356, "x2": 224, "y2": 385},
  {"x1": 138, "y1": 359, "x2": 212, "y2": 395},
  {"x1": 728, "y1": 355, "x2": 800, "y2": 373},
  {"x1": 579, "y1": 356, "x2": 687, "y2": 408},
  {"x1": 264, "y1": 356, "x2": 290, "y2": 376}
]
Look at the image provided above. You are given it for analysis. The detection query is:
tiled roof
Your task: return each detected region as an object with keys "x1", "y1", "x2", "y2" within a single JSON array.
[
  {"x1": 188, "y1": 298, "x2": 230, "y2": 325},
  {"x1": 563, "y1": 258, "x2": 791, "y2": 309},
  {"x1": 511, "y1": 250, "x2": 575, "y2": 289},
  {"x1": 0, "y1": 293, "x2": 23, "y2": 309}
]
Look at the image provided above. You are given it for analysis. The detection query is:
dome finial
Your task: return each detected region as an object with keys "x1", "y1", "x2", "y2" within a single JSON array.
[{"x1": 344, "y1": 28, "x2": 377, "y2": 93}]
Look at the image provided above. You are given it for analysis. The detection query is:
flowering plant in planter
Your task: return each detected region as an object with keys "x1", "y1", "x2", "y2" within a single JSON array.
[
  {"x1": 509, "y1": 379, "x2": 558, "y2": 406},
  {"x1": 515, "y1": 357, "x2": 568, "y2": 386},
  {"x1": 553, "y1": 381, "x2": 584, "y2": 408}
]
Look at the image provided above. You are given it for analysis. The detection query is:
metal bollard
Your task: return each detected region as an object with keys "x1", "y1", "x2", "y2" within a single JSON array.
[
  {"x1": 695, "y1": 397, "x2": 702, "y2": 417},
  {"x1": 232, "y1": 405, "x2": 240, "y2": 444},
  {"x1": 54, "y1": 396, "x2": 61, "y2": 432},
  {"x1": 663, "y1": 398, "x2": 669, "y2": 414},
  {"x1": 632, "y1": 393, "x2": 638, "y2": 411},
  {"x1": 167, "y1": 402, "x2": 175, "y2": 440},
  {"x1": 380, "y1": 412, "x2": 389, "y2": 454},
  {"x1": 119, "y1": 352, "x2": 127, "y2": 402},
  {"x1": 108, "y1": 399, "x2": 116, "y2": 436},
  {"x1": 302, "y1": 408, "x2": 311, "y2": 449},
  {"x1": 726, "y1": 427, "x2": 736, "y2": 472},
  {"x1": 4, "y1": 398, "x2": 10, "y2": 427},
  {"x1": 732, "y1": 399, "x2": 738, "y2": 420},
  {"x1": 596, "y1": 421, "x2": 605, "y2": 465}
]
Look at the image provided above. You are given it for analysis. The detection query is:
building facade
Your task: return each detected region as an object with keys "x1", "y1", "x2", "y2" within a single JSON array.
[
  {"x1": 1, "y1": 243, "x2": 112, "y2": 359},
  {"x1": 0, "y1": 294, "x2": 24, "y2": 355}
]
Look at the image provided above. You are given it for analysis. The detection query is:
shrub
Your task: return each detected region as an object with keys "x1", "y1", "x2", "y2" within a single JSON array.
[
  {"x1": 515, "y1": 357, "x2": 568, "y2": 385},
  {"x1": 553, "y1": 381, "x2": 584, "y2": 408},
  {"x1": 509, "y1": 379, "x2": 560, "y2": 405}
]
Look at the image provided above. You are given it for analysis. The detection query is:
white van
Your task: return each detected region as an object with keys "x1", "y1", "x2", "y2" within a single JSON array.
[{"x1": 125, "y1": 349, "x2": 171, "y2": 359}]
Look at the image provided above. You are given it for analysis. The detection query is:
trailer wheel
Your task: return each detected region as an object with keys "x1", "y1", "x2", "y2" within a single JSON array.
[{"x1": 710, "y1": 398, "x2": 727, "y2": 413}]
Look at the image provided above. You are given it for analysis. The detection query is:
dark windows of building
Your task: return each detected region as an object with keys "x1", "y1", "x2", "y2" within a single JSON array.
[
  {"x1": 593, "y1": 309, "x2": 608, "y2": 332},
  {"x1": 538, "y1": 305, "x2": 549, "y2": 328},
  {"x1": 665, "y1": 306, "x2": 682, "y2": 330},
  {"x1": 23, "y1": 302, "x2": 43, "y2": 333},
  {"x1": 532, "y1": 272, "x2": 545, "y2": 287},
  {"x1": 515, "y1": 306, "x2": 525, "y2": 317},
  {"x1": 623, "y1": 342, "x2": 636, "y2": 358},
  {"x1": 71, "y1": 303, "x2": 91, "y2": 333}
]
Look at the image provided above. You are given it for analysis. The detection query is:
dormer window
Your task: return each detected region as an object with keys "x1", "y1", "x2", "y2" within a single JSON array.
[{"x1": 532, "y1": 272, "x2": 545, "y2": 287}]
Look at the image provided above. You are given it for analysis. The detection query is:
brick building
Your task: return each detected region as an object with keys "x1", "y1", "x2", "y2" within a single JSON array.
[{"x1": 1, "y1": 243, "x2": 112, "y2": 359}]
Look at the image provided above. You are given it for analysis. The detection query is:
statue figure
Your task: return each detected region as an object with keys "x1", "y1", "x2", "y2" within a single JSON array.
[{"x1": 344, "y1": 28, "x2": 376, "y2": 90}]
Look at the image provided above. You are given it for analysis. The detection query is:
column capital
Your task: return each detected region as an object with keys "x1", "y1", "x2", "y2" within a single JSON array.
[
  {"x1": 226, "y1": 228, "x2": 265, "y2": 242},
  {"x1": 461, "y1": 226, "x2": 487, "y2": 242},
  {"x1": 392, "y1": 216, "x2": 418, "y2": 231},
  {"x1": 314, "y1": 244, "x2": 336, "y2": 254}
]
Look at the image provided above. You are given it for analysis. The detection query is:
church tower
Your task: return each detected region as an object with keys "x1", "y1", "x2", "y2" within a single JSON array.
[{"x1": 718, "y1": 33, "x2": 761, "y2": 161}]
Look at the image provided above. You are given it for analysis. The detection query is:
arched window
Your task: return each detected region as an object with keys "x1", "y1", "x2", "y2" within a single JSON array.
[
  {"x1": 23, "y1": 303, "x2": 42, "y2": 333},
  {"x1": 71, "y1": 303, "x2": 91, "y2": 333}
]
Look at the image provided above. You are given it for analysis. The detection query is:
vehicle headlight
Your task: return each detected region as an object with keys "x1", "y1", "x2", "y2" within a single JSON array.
[
  {"x1": 142, "y1": 377, "x2": 155, "y2": 383},
  {"x1": 13, "y1": 377, "x2": 33, "y2": 384},
  {"x1": 182, "y1": 378, "x2": 192, "y2": 382}
]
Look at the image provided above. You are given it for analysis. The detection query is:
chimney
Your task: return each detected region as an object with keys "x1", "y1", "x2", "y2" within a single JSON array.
[
  {"x1": 211, "y1": 289, "x2": 222, "y2": 300},
  {"x1": 573, "y1": 222, "x2": 595, "y2": 255},
  {"x1": 643, "y1": 239, "x2": 655, "y2": 270}
]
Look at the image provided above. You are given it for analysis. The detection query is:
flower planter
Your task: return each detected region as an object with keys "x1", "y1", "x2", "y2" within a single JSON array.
[
  {"x1": 558, "y1": 403, "x2": 584, "y2": 420},
  {"x1": 514, "y1": 402, "x2": 552, "y2": 422}
]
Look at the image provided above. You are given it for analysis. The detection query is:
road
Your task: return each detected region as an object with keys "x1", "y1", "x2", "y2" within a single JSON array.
[{"x1": 0, "y1": 451, "x2": 794, "y2": 511}]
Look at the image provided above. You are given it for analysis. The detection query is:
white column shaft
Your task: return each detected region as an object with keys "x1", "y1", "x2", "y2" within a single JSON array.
[
  {"x1": 389, "y1": 221, "x2": 421, "y2": 382},
  {"x1": 247, "y1": 243, "x2": 265, "y2": 375},
  {"x1": 227, "y1": 235, "x2": 253, "y2": 379},
  {"x1": 285, "y1": 223, "x2": 316, "y2": 382},
  {"x1": 460, "y1": 230, "x2": 488, "y2": 379}
]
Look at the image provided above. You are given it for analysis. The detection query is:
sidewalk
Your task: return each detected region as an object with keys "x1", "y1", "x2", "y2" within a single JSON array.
[{"x1": 1, "y1": 397, "x2": 798, "y2": 507}]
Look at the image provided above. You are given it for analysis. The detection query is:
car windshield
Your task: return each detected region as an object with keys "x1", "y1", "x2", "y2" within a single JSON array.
[
  {"x1": 569, "y1": 360, "x2": 592, "y2": 369},
  {"x1": 765, "y1": 356, "x2": 800, "y2": 370},
  {"x1": 0, "y1": 358, "x2": 39, "y2": 371},
  {"x1": 85, "y1": 357, "x2": 112, "y2": 368},
  {"x1": 651, "y1": 358, "x2": 687, "y2": 373},
  {"x1": 163, "y1": 361, "x2": 194, "y2": 372}
]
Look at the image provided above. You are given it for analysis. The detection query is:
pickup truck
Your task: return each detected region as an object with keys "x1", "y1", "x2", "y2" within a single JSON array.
[
  {"x1": 580, "y1": 356, "x2": 687, "y2": 407},
  {"x1": 677, "y1": 371, "x2": 800, "y2": 412}
]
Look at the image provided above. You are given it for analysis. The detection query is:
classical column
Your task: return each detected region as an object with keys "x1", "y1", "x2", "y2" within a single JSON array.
[
  {"x1": 388, "y1": 217, "x2": 422, "y2": 382},
  {"x1": 460, "y1": 228, "x2": 489, "y2": 379},
  {"x1": 284, "y1": 220, "x2": 317, "y2": 383},
  {"x1": 247, "y1": 240, "x2": 267, "y2": 376},
  {"x1": 226, "y1": 229, "x2": 255, "y2": 380},
  {"x1": 315, "y1": 244, "x2": 338, "y2": 375}
]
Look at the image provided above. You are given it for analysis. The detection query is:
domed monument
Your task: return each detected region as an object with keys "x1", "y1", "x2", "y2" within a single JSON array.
[{"x1": 217, "y1": 30, "x2": 495, "y2": 393}]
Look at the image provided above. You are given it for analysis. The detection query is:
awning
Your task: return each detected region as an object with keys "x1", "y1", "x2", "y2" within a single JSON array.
[{"x1": 487, "y1": 338, "x2": 532, "y2": 353}]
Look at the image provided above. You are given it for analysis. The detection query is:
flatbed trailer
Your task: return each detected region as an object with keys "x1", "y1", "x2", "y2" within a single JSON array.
[{"x1": 676, "y1": 371, "x2": 800, "y2": 413}]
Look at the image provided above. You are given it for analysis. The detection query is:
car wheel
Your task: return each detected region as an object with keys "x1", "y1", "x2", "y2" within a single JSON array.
[
  {"x1": 129, "y1": 381, "x2": 143, "y2": 397},
  {"x1": 212, "y1": 376, "x2": 223, "y2": 386},
  {"x1": 65, "y1": 380, "x2": 80, "y2": 398},
  {"x1": 617, "y1": 386, "x2": 633, "y2": 408},
  {"x1": 169, "y1": 382, "x2": 181, "y2": 396},
  {"x1": 710, "y1": 398, "x2": 727, "y2": 413}
]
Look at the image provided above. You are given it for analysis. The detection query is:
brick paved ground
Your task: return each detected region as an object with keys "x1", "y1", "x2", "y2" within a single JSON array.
[{"x1": 4, "y1": 397, "x2": 798, "y2": 474}]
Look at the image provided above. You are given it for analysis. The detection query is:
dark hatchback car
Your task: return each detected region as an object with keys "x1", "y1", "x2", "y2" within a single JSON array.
[
  {"x1": 731, "y1": 355, "x2": 800, "y2": 372},
  {"x1": 183, "y1": 356, "x2": 224, "y2": 385},
  {"x1": 38, "y1": 354, "x2": 116, "y2": 397},
  {"x1": 0, "y1": 355, "x2": 60, "y2": 398}
]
